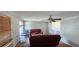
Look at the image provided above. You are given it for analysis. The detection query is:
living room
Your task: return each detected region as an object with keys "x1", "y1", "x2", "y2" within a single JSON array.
[
  {"x1": 0, "y1": 11, "x2": 79, "y2": 47},
  {"x1": 1, "y1": 1, "x2": 79, "y2": 59}
]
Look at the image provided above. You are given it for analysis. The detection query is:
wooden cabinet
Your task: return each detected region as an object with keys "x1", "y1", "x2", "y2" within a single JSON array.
[{"x1": 0, "y1": 16, "x2": 11, "y2": 47}]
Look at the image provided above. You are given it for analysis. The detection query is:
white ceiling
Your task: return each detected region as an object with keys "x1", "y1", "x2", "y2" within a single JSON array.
[{"x1": 12, "y1": 11, "x2": 79, "y2": 21}]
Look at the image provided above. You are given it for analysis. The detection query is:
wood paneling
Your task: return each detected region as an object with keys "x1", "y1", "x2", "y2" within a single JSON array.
[
  {"x1": 0, "y1": 16, "x2": 11, "y2": 33},
  {"x1": 0, "y1": 16, "x2": 11, "y2": 47}
]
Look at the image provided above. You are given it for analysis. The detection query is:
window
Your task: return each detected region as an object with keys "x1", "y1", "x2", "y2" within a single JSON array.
[{"x1": 52, "y1": 20, "x2": 60, "y2": 35}]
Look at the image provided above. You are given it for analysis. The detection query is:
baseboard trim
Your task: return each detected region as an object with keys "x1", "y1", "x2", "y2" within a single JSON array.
[
  {"x1": 3, "y1": 40, "x2": 13, "y2": 47},
  {"x1": 67, "y1": 40, "x2": 79, "y2": 47}
]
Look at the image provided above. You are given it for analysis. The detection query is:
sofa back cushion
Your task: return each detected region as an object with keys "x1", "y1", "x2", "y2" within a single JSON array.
[{"x1": 30, "y1": 29, "x2": 43, "y2": 36}]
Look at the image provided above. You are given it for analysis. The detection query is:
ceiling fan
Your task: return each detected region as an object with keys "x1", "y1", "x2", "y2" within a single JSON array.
[{"x1": 48, "y1": 15, "x2": 61, "y2": 22}]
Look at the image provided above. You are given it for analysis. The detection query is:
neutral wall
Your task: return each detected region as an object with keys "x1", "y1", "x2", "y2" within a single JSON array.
[
  {"x1": 11, "y1": 16, "x2": 19, "y2": 46},
  {"x1": 48, "y1": 22, "x2": 53, "y2": 34},
  {"x1": 25, "y1": 21, "x2": 49, "y2": 34},
  {"x1": 61, "y1": 16, "x2": 79, "y2": 46}
]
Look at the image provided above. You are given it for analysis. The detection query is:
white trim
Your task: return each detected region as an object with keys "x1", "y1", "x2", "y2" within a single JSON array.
[{"x1": 3, "y1": 40, "x2": 13, "y2": 47}]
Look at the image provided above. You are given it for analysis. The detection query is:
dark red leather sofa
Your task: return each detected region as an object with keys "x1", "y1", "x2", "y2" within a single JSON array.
[{"x1": 29, "y1": 35, "x2": 61, "y2": 47}]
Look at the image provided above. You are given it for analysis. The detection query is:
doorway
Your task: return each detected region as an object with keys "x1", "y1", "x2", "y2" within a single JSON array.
[{"x1": 19, "y1": 20, "x2": 29, "y2": 43}]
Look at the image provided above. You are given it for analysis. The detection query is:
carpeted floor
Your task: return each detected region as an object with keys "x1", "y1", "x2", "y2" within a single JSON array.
[
  {"x1": 57, "y1": 42, "x2": 72, "y2": 47},
  {"x1": 16, "y1": 41, "x2": 72, "y2": 47}
]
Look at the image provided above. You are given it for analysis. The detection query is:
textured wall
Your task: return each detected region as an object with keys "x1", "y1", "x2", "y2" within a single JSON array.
[{"x1": 61, "y1": 16, "x2": 79, "y2": 46}]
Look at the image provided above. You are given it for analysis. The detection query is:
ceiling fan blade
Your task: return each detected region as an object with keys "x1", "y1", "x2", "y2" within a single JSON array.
[
  {"x1": 51, "y1": 19, "x2": 56, "y2": 22},
  {"x1": 53, "y1": 18, "x2": 61, "y2": 20}
]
